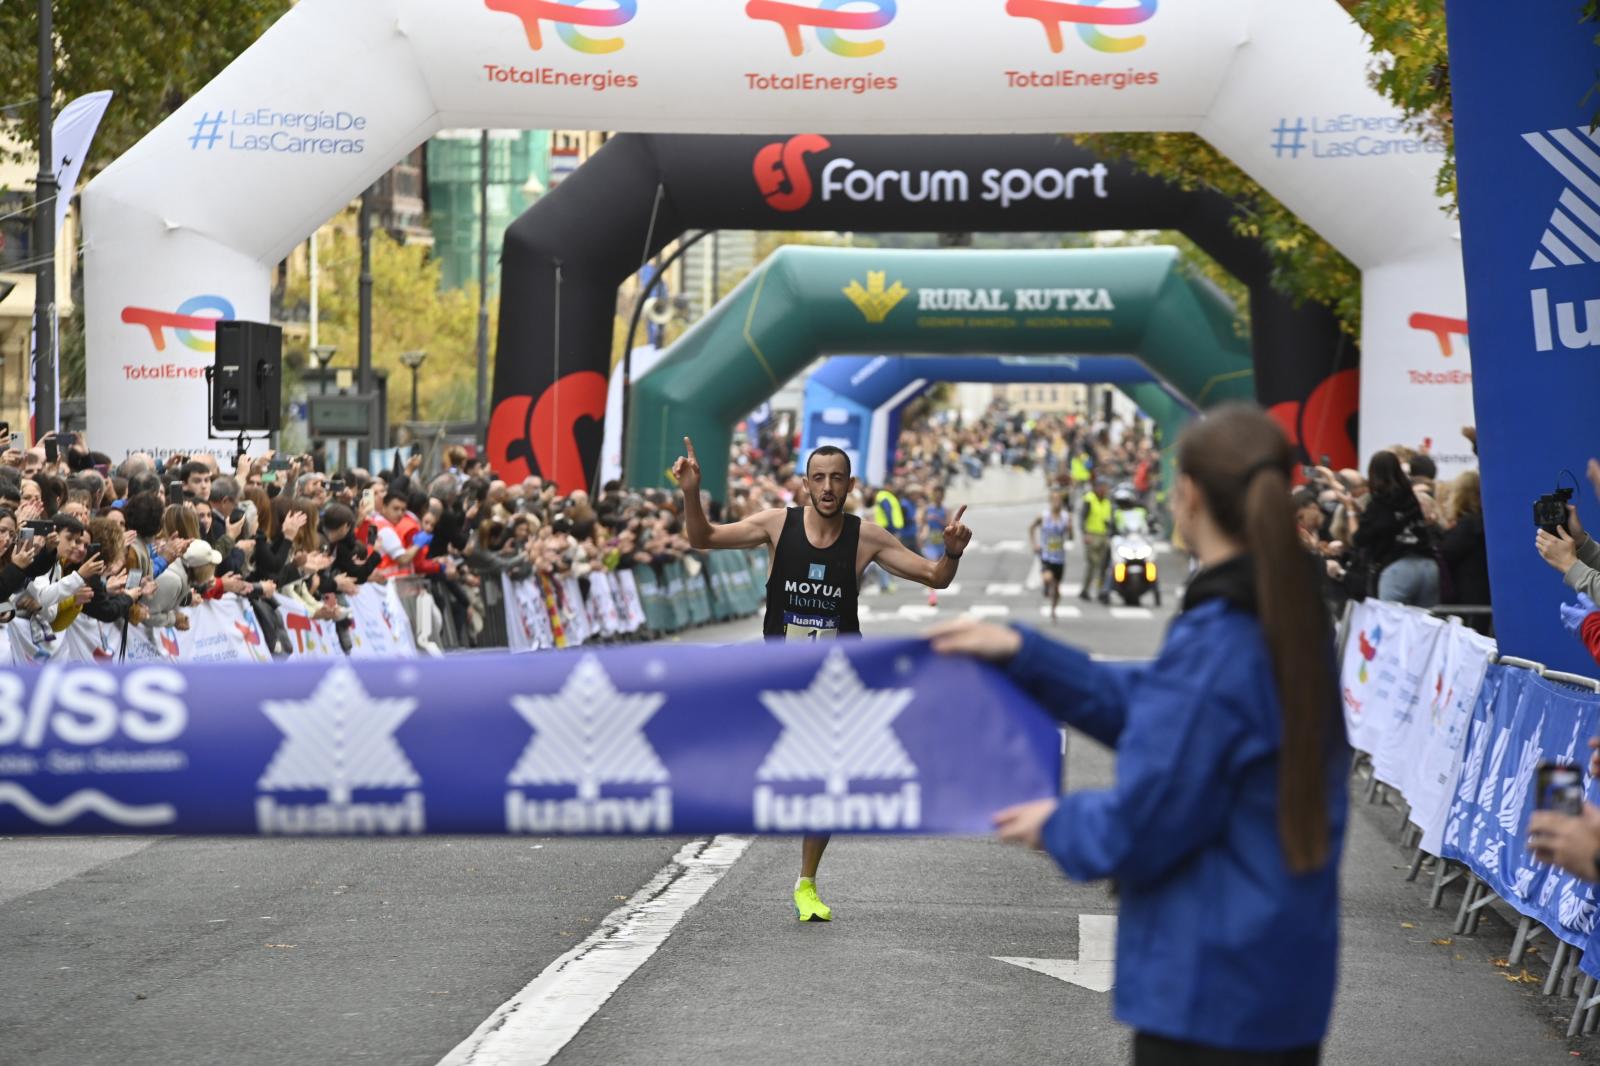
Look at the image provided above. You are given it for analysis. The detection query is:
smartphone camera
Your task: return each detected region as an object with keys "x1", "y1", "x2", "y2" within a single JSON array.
[
  {"x1": 1535, "y1": 486, "x2": 1575, "y2": 535},
  {"x1": 1537, "y1": 761, "x2": 1585, "y2": 816},
  {"x1": 43, "y1": 439, "x2": 58, "y2": 463}
]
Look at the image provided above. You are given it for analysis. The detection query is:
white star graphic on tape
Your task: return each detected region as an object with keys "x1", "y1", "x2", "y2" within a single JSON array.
[
  {"x1": 508, "y1": 655, "x2": 669, "y2": 801},
  {"x1": 257, "y1": 665, "x2": 421, "y2": 805},
  {"x1": 757, "y1": 648, "x2": 917, "y2": 797}
]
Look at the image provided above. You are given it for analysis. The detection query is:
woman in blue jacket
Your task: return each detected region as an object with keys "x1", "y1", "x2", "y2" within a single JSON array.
[{"x1": 932, "y1": 406, "x2": 1348, "y2": 1065}]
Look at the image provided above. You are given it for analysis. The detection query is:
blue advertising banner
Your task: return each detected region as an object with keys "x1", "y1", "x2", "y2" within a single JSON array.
[
  {"x1": 0, "y1": 640, "x2": 1060, "y2": 837},
  {"x1": 1446, "y1": 2, "x2": 1600, "y2": 673},
  {"x1": 1444, "y1": 665, "x2": 1600, "y2": 949}
]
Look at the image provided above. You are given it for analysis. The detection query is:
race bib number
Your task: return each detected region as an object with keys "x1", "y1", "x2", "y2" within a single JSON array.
[
  {"x1": 784, "y1": 612, "x2": 840, "y2": 642},
  {"x1": 1046, "y1": 536, "x2": 1064, "y2": 553}
]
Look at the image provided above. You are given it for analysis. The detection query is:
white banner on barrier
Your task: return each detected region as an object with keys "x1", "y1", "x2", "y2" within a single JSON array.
[
  {"x1": 124, "y1": 597, "x2": 263, "y2": 664},
  {"x1": 617, "y1": 571, "x2": 647, "y2": 633},
  {"x1": 560, "y1": 576, "x2": 592, "y2": 647},
  {"x1": 348, "y1": 584, "x2": 417, "y2": 659},
  {"x1": 273, "y1": 594, "x2": 342, "y2": 660},
  {"x1": 1342, "y1": 600, "x2": 1428, "y2": 757},
  {"x1": 1412, "y1": 623, "x2": 1497, "y2": 855}
]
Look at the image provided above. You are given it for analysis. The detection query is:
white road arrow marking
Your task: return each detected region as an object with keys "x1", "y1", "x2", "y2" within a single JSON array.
[{"x1": 995, "y1": 914, "x2": 1116, "y2": 993}]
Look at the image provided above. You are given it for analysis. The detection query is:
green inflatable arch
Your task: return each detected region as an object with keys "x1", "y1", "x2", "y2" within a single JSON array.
[{"x1": 627, "y1": 246, "x2": 1253, "y2": 499}]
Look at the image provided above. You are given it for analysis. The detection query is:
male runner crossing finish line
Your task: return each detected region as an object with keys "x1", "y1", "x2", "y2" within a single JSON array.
[{"x1": 674, "y1": 437, "x2": 973, "y2": 922}]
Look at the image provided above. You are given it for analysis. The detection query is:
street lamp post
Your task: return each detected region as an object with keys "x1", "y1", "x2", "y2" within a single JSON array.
[{"x1": 399, "y1": 349, "x2": 427, "y2": 423}]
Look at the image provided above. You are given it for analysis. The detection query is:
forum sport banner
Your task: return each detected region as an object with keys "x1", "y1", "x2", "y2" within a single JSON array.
[
  {"x1": 0, "y1": 639, "x2": 1060, "y2": 837},
  {"x1": 1446, "y1": 3, "x2": 1600, "y2": 673}
]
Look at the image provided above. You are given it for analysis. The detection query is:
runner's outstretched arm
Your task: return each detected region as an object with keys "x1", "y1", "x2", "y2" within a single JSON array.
[
  {"x1": 864, "y1": 505, "x2": 973, "y2": 589},
  {"x1": 674, "y1": 437, "x2": 777, "y2": 550}
]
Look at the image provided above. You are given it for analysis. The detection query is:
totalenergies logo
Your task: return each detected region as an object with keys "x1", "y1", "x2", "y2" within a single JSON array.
[
  {"x1": 754, "y1": 134, "x2": 832, "y2": 211},
  {"x1": 746, "y1": 0, "x2": 896, "y2": 57},
  {"x1": 485, "y1": 0, "x2": 637, "y2": 54},
  {"x1": 1006, "y1": 0, "x2": 1157, "y2": 54},
  {"x1": 1409, "y1": 312, "x2": 1469, "y2": 357},
  {"x1": 120, "y1": 294, "x2": 236, "y2": 353}
]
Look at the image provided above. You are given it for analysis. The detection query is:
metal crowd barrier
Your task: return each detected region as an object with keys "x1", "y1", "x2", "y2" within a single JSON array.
[{"x1": 1335, "y1": 601, "x2": 1600, "y2": 1038}]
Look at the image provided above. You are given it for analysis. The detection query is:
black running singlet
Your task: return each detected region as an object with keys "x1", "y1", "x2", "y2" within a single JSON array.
[{"x1": 763, "y1": 508, "x2": 862, "y2": 642}]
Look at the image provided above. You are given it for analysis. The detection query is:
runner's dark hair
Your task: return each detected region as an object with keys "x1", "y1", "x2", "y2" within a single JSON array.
[
  {"x1": 806, "y1": 445, "x2": 851, "y2": 477},
  {"x1": 1178, "y1": 405, "x2": 1337, "y2": 875}
]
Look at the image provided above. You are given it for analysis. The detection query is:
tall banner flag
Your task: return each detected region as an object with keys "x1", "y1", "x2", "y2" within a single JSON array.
[
  {"x1": 53, "y1": 92, "x2": 113, "y2": 242},
  {"x1": 1445, "y1": 3, "x2": 1599, "y2": 672},
  {"x1": 31, "y1": 91, "x2": 111, "y2": 435},
  {"x1": 0, "y1": 640, "x2": 1059, "y2": 837}
]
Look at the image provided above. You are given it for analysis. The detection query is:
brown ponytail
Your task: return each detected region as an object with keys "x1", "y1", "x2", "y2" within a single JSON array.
[{"x1": 1178, "y1": 406, "x2": 1336, "y2": 874}]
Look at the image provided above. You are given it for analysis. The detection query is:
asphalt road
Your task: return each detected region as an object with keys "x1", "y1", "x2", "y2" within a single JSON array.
[{"x1": 1, "y1": 470, "x2": 1594, "y2": 1065}]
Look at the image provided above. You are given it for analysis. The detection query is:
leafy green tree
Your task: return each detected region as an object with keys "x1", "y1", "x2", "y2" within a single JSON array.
[
  {"x1": 1073, "y1": 133, "x2": 1362, "y2": 337},
  {"x1": 280, "y1": 215, "x2": 497, "y2": 428},
  {"x1": 0, "y1": 0, "x2": 291, "y2": 171}
]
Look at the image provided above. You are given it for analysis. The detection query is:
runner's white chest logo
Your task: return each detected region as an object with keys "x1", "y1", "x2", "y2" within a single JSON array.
[
  {"x1": 753, "y1": 649, "x2": 920, "y2": 831},
  {"x1": 256, "y1": 665, "x2": 425, "y2": 834},
  {"x1": 505, "y1": 655, "x2": 672, "y2": 833}
]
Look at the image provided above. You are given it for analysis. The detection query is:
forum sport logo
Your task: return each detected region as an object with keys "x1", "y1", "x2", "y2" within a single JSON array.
[
  {"x1": 504, "y1": 655, "x2": 673, "y2": 833},
  {"x1": 486, "y1": 0, "x2": 637, "y2": 53},
  {"x1": 753, "y1": 649, "x2": 920, "y2": 831},
  {"x1": 121, "y1": 294, "x2": 235, "y2": 353},
  {"x1": 255, "y1": 666, "x2": 425, "y2": 834},
  {"x1": 1006, "y1": 0, "x2": 1157, "y2": 54},
  {"x1": 746, "y1": 0, "x2": 896, "y2": 57}
]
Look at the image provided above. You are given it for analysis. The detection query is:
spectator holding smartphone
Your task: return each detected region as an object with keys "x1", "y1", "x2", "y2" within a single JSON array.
[
  {"x1": 929, "y1": 406, "x2": 1345, "y2": 1065},
  {"x1": 1351, "y1": 451, "x2": 1439, "y2": 607}
]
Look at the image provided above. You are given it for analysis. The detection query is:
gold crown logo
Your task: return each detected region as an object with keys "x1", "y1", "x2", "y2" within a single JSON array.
[{"x1": 842, "y1": 271, "x2": 909, "y2": 324}]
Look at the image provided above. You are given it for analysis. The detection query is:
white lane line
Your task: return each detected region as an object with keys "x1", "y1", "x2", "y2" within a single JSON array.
[
  {"x1": 991, "y1": 539, "x2": 1027, "y2": 553},
  {"x1": 436, "y1": 835, "x2": 751, "y2": 1066},
  {"x1": 896, "y1": 604, "x2": 940, "y2": 620},
  {"x1": 985, "y1": 582, "x2": 1024, "y2": 597},
  {"x1": 965, "y1": 604, "x2": 1011, "y2": 619},
  {"x1": 1110, "y1": 607, "x2": 1154, "y2": 620},
  {"x1": 942, "y1": 582, "x2": 962, "y2": 597},
  {"x1": 1037, "y1": 605, "x2": 1084, "y2": 620}
]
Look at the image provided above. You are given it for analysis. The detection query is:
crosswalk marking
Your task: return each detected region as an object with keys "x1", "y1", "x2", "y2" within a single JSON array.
[
  {"x1": 1038, "y1": 605, "x2": 1083, "y2": 620},
  {"x1": 1110, "y1": 607, "x2": 1154, "y2": 620},
  {"x1": 895, "y1": 605, "x2": 940, "y2": 620},
  {"x1": 985, "y1": 583, "x2": 1024, "y2": 597},
  {"x1": 966, "y1": 605, "x2": 1011, "y2": 619}
]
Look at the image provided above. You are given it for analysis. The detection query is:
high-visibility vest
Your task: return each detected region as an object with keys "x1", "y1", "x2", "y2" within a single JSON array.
[
  {"x1": 1070, "y1": 456, "x2": 1091, "y2": 484},
  {"x1": 873, "y1": 490, "x2": 905, "y2": 532},
  {"x1": 1083, "y1": 494, "x2": 1113, "y2": 536}
]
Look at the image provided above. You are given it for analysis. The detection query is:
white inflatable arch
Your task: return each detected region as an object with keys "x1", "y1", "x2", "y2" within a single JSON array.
[{"x1": 83, "y1": 0, "x2": 1467, "y2": 471}]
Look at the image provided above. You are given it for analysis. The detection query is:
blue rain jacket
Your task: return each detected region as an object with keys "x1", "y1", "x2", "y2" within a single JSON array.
[{"x1": 1004, "y1": 562, "x2": 1348, "y2": 1052}]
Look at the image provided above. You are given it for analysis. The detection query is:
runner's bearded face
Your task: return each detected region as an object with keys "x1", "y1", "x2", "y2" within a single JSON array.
[{"x1": 806, "y1": 458, "x2": 853, "y2": 518}]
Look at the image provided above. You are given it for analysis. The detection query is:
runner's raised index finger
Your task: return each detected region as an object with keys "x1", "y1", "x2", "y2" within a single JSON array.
[
  {"x1": 951, "y1": 505, "x2": 967, "y2": 524},
  {"x1": 683, "y1": 436, "x2": 696, "y2": 460}
]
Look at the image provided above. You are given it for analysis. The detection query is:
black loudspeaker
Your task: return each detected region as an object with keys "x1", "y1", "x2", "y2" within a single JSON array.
[{"x1": 212, "y1": 321, "x2": 282, "y2": 432}]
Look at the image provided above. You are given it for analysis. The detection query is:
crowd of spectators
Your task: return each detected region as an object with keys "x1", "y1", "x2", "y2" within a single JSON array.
[
  {"x1": 0, "y1": 432, "x2": 791, "y2": 661},
  {"x1": 1293, "y1": 437, "x2": 1490, "y2": 632}
]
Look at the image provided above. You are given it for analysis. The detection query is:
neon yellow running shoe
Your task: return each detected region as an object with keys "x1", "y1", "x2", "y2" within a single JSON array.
[{"x1": 793, "y1": 880, "x2": 833, "y2": 922}]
